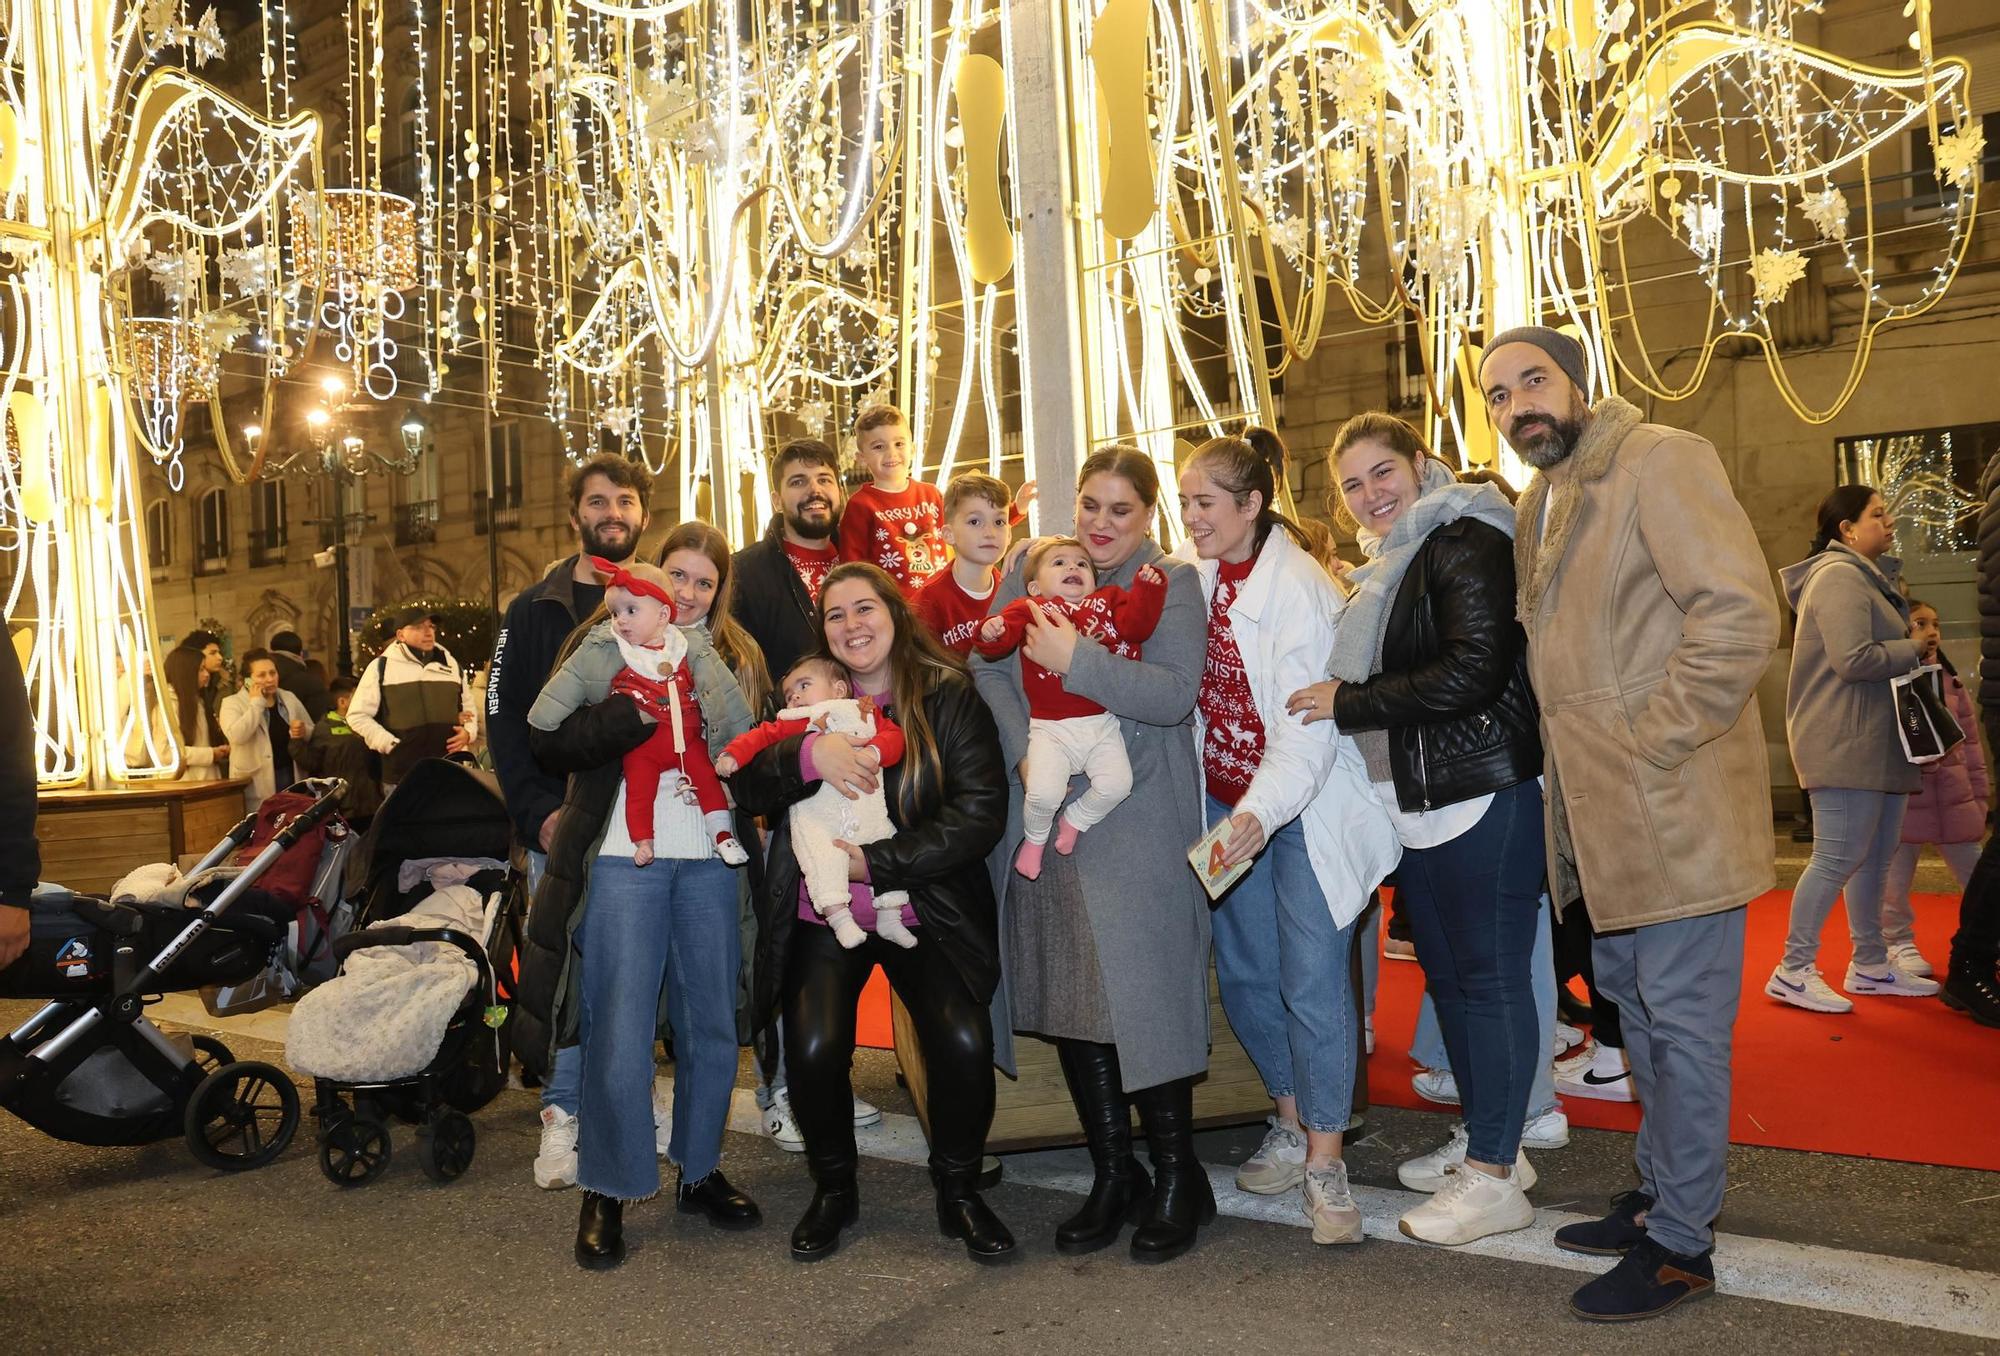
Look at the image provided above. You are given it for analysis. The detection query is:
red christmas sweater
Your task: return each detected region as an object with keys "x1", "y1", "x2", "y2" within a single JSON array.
[
  {"x1": 974, "y1": 567, "x2": 1167, "y2": 720},
  {"x1": 838, "y1": 480, "x2": 1027, "y2": 593},
  {"x1": 781, "y1": 537, "x2": 839, "y2": 603},
  {"x1": 913, "y1": 566, "x2": 999, "y2": 656},
  {"x1": 1198, "y1": 553, "x2": 1267, "y2": 807}
]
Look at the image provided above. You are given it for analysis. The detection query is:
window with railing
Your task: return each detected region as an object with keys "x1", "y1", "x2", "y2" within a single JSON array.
[
  {"x1": 477, "y1": 421, "x2": 525, "y2": 533},
  {"x1": 195, "y1": 489, "x2": 230, "y2": 576},
  {"x1": 145, "y1": 499, "x2": 172, "y2": 572},
  {"x1": 395, "y1": 499, "x2": 440, "y2": 545},
  {"x1": 249, "y1": 480, "x2": 288, "y2": 567}
]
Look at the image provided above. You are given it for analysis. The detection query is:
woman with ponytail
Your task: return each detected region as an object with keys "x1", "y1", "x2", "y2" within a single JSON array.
[
  {"x1": 1288, "y1": 412, "x2": 1544, "y2": 1247},
  {"x1": 1767, "y1": 485, "x2": 1935, "y2": 1012},
  {"x1": 1178, "y1": 429, "x2": 1399, "y2": 1249}
]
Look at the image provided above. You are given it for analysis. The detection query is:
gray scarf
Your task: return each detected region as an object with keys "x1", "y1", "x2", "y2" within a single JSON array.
[{"x1": 1327, "y1": 457, "x2": 1519, "y2": 783}]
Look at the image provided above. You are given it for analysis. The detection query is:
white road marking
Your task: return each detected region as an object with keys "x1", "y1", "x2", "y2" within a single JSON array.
[{"x1": 710, "y1": 1085, "x2": 2000, "y2": 1340}]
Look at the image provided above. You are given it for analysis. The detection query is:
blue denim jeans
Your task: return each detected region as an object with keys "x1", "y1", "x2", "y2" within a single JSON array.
[
  {"x1": 576, "y1": 854, "x2": 740, "y2": 1200},
  {"x1": 1411, "y1": 892, "x2": 1558, "y2": 1120},
  {"x1": 1784, "y1": 786, "x2": 1909, "y2": 972},
  {"x1": 525, "y1": 850, "x2": 584, "y2": 1117},
  {"x1": 1207, "y1": 796, "x2": 1357, "y2": 1134},
  {"x1": 1396, "y1": 781, "x2": 1545, "y2": 1165}
]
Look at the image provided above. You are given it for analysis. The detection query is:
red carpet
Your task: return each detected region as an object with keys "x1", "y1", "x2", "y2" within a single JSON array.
[{"x1": 1367, "y1": 890, "x2": 2000, "y2": 1171}]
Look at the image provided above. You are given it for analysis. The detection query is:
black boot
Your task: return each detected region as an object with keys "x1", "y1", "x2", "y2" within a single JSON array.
[
  {"x1": 1128, "y1": 1077, "x2": 1215, "y2": 1264},
  {"x1": 675, "y1": 1168, "x2": 762, "y2": 1230},
  {"x1": 1054, "y1": 1040, "x2": 1151, "y2": 1254},
  {"x1": 1942, "y1": 963, "x2": 2000, "y2": 1028},
  {"x1": 933, "y1": 1168, "x2": 1017, "y2": 1263},
  {"x1": 574, "y1": 1191, "x2": 624, "y2": 1270},
  {"x1": 790, "y1": 1179, "x2": 859, "y2": 1261}
]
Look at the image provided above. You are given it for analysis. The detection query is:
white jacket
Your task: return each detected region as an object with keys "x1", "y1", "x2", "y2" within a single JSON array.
[
  {"x1": 1195, "y1": 529, "x2": 1401, "y2": 927},
  {"x1": 346, "y1": 642, "x2": 476, "y2": 754},
  {"x1": 217, "y1": 686, "x2": 311, "y2": 810}
]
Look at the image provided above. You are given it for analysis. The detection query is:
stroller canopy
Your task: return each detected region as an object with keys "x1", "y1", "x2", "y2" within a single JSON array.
[{"x1": 344, "y1": 758, "x2": 513, "y2": 901}]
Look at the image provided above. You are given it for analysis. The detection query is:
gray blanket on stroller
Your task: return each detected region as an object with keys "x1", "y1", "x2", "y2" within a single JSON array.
[{"x1": 285, "y1": 885, "x2": 488, "y2": 1082}]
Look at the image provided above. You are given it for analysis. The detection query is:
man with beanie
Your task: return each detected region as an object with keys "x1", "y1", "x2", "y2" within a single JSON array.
[
  {"x1": 1485, "y1": 327, "x2": 1780, "y2": 1322},
  {"x1": 345, "y1": 607, "x2": 476, "y2": 791},
  {"x1": 0, "y1": 618, "x2": 40, "y2": 969},
  {"x1": 268, "y1": 630, "x2": 333, "y2": 722}
]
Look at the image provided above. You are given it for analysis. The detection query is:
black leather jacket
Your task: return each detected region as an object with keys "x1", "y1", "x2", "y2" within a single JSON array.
[{"x1": 1333, "y1": 518, "x2": 1542, "y2": 813}]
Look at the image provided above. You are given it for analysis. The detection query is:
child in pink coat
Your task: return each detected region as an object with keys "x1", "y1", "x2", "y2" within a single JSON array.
[{"x1": 1881, "y1": 600, "x2": 1990, "y2": 978}]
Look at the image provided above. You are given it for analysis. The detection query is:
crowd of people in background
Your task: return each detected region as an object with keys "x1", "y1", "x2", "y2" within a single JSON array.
[{"x1": 11, "y1": 325, "x2": 2000, "y2": 1329}]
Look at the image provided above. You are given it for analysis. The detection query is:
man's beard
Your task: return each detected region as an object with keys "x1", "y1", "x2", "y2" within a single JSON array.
[
  {"x1": 784, "y1": 495, "x2": 838, "y2": 541},
  {"x1": 579, "y1": 519, "x2": 638, "y2": 561},
  {"x1": 1510, "y1": 410, "x2": 1587, "y2": 470}
]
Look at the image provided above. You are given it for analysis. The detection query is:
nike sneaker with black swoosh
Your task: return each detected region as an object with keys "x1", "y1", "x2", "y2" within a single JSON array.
[{"x1": 1555, "y1": 1042, "x2": 1636, "y2": 1103}]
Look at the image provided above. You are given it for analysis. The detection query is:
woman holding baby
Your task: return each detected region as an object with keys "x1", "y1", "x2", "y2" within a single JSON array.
[{"x1": 729, "y1": 561, "x2": 1016, "y2": 1264}]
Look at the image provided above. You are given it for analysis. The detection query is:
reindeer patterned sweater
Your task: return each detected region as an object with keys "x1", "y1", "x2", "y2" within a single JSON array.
[
  {"x1": 974, "y1": 568, "x2": 1168, "y2": 721},
  {"x1": 1198, "y1": 552, "x2": 1267, "y2": 807}
]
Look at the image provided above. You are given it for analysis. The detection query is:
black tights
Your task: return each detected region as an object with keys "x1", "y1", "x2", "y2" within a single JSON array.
[
  {"x1": 1551, "y1": 896, "x2": 1623, "y2": 1048},
  {"x1": 783, "y1": 923, "x2": 995, "y2": 1185}
]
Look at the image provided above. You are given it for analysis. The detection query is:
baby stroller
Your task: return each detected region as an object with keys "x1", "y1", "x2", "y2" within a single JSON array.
[
  {"x1": 290, "y1": 758, "x2": 522, "y2": 1187},
  {"x1": 0, "y1": 780, "x2": 350, "y2": 1170}
]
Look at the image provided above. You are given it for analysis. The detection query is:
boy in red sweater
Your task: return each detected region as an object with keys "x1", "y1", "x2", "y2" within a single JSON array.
[
  {"x1": 976, "y1": 538, "x2": 1167, "y2": 879},
  {"x1": 837, "y1": 404, "x2": 1035, "y2": 592},
  {"x1": 913, "y1": 472, "x2": 1013, "y2": 656}
]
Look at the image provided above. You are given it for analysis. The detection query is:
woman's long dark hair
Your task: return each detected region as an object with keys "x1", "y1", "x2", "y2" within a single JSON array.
[
  {"x1": 164, "y1": 638, "x2": 215, "y2": 744},
  {"x1": 656, "y1": 520, "x2": 771, "y2": 715},
  {"x1": 1811, "y1": 484, "x2": 1879, "y2": 555},
  {"x1": 815, "y1": 561, "x2": 963, "y2": 817},
  {"x1": 1183, "y1": 430, "x2": 1312, "y2": 553}
]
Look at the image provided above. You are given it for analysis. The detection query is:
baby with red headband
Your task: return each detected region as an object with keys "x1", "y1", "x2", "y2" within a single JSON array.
[{"x1": 595, "y1": 556, "x2": 748, "y2": 868}]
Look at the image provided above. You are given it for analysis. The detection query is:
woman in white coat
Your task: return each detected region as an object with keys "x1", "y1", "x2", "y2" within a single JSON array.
[
  {"x1": 217, "y1": 647, "x2": 310, "y2": 811},
  {"x1": 1178, "y1": 431, "x2": 1400, "y2": 1249}
]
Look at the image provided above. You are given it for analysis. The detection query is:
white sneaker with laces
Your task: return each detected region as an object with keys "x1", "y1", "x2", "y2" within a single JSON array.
[
  {"x1": 852, "y1": 1094, "x2": 882, "y2": 1128},
  {"x1": 1396, "y1": 1123, "x2": 1536, "y2": 1193},
  {"x1": 763, "y1": 1095, "x2": 805, "y2": 1152},
  {"x1": 1397, "y1": 1163, "x2": 1535, "y2": 1246},
  {"x1": 1303, "y1": 1160, "x2": 1364, "y2": 1245},
  {"x1": 1411, "y1": 1068, "x2": 1460, "y2": 1106},
  {"x1": 1553, "y1": 1021, "x2": 1585, "y2": 1057},
  {"x1": 1887, "y1": 942, "x2": 1934, "y2": 978},
  {"x1": 534, "y1": 1105, "x2": 579, "y2": 1189},
  {"x1": 1766, "y1": 963, "x2": 1853, "y2": 1013},
  {"x1": 1521, "y1": 1106, "x2": 1570, "y2": 1150},
  {"x1": 1556, "y1": 1042, "x2": 1636, "y2": 1103},
  {"x1": 1845, "y1": 961, "x2": 1941, "y2": 997},
  {"x1": 1552, "y1": 1040, "x2": 1597, "y2": 1081},
  {"x1": 1235, "y1": 1117, "x2": 1308, "y2": 1195},
  {"x1": 652, "y1": 1080, "x2": 673, "y2": 1155}
]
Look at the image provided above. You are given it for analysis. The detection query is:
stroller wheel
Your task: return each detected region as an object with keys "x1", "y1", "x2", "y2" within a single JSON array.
[
  {"x1": 184, "y1": 1061, "x2": 301, "y2": 1171},
  {"x1": 418, "y1": 1109, "x2": 476, "y2": 1183},
  {"x1": 320, "y1": 1115, "x2": 392, "y2": 1186},
  {"x1": 189, "y1": 1036, "x2": 234, "y2": 1075}
]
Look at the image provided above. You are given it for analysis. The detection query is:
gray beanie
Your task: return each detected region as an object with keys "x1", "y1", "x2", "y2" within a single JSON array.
[{"x1": 1481, "y1": 325, "x2": 1590, "y2": 394}]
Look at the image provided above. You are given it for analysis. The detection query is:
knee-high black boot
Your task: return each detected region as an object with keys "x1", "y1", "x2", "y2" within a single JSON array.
[
  {"x1": 1128, "y1": 1076, "x2": 1215, "y2": 1263},
  {"x1": 1054, "y1": 1039, "x2": 1152, "y2": 1254}
]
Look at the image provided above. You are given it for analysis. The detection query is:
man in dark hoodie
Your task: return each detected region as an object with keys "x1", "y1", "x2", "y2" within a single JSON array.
[{"x1": 269, "y1": 630, "x2": 334, "y2": 722}]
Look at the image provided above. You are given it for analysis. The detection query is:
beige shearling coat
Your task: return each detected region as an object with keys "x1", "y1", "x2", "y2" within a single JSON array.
[{"x1": 1514, "y1": 397, "x2": 1781, "y2": 930}]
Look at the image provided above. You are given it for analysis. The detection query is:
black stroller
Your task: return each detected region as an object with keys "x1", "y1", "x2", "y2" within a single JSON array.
[
  {"x1": 303, "y1": 758, "x2": 522, "y2": 1187},
  {"x1": 0, "y1": 780, "x2": 350, "y2": 1170}
]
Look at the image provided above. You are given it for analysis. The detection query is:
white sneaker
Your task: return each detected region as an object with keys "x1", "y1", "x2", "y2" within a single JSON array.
[
  {"x1": 1397, "y1": 1162, "x2": 1535, "y2": 1246},
  {"x1": 1553, "y1": 1021, "x2": 1585, "y2": 1057},
  {"x1": 1303, "y1": 1160, "x2": 1364, "y2": 1245},
  {"x1": 1766, "y1": 963, "x2": 1853, "y2": 1013},
  {"x1": 1235, "y1": 1116, "x2": 1308, "y2": 1194},
  {"x1": 652, "y1": 1080, "x2": 673, "y2": 1155},
  {"x1": 1887, "y1": 942, "x2": 1934, "y2": 978},
  {"x1": 1411, "y1": 1068, "x2": 1460, "y2": 1106},
  {"x1": 1552, "y1": 1040, "x2": 1597, "y2": 1081},
  {"x1": 1396, "y1": 1123, "x2": 1536, "y2": 1193},
  {"x1": 763, "y1": 1095, "x2": 805, "y2": 1152},
  {"x1": 1556, "y1": 1042, "x2": 1636, "y2": 1102},
  {"x1": 852, "y1": 1094, "x2": 882, "y2": 1128},
  {"x1": 1845, "y1": 961, "x2": 1942, "y2": 997},
  {"x1": 1521, "y1": 1105, "x2": 1570, "y2": 1150},
  {"x1": 533, "y1": 1105, "x2": 579, "y2": 1189}
]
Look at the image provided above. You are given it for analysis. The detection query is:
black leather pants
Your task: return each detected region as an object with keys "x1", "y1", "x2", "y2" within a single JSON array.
[{"x1": 783, "y1": 922, "x2": 995, "y2": 1184}]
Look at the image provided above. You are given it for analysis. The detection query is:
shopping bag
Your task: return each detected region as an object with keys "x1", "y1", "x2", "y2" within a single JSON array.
[{"x1": 1891, "y1": 665, "x2": 1965, "y2": 764}]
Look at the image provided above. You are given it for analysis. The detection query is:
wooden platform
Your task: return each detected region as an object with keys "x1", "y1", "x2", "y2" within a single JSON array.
[
  {"x1": 35, "y1": 779, "x2": 250, "y2": 894},
  {"x1": 893, "y1": 965, "x2": 1279, "y2": 1152}
]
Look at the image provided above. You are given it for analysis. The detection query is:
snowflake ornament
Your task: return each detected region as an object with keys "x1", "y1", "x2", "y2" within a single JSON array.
[
  {"x1": 199, "y1": 309, "x2": 250, "y2": 353},
  {"x1": 145, "y1": 247, "x2": 202, "y2": 305},
  {"x1": 1798, "y1": 186, "x2": 1849, "y2": 242},
  {"x1": 1933, "y1": 124, "x2": 1987, "y2": 187},
  {"x1": 596, "y1": 404, "x2": 641, "y2": 437},
  {"x1": 1680, "y1": 198, "x2": 1725, "y2": 261},
  {"x1": 1750, "y1": 248, "x2": 1809, "y2": 307},
  {"x1": 217, "y1": 241, "x2": 275, "y2": 298},
  {"x1": 187, "y1": 8, "x2": 225, "y2": 63}
]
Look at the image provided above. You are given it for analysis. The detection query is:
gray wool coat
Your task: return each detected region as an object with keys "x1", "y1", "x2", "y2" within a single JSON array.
[
  {"x1": 972, "y1": 540, "x2": 1212, "y2": 1092},
  {"x1": 1780, "y1": 544, "x2": 1923, "y2": 795}
]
